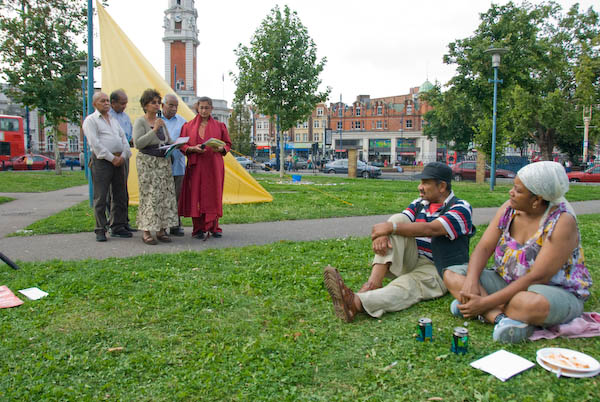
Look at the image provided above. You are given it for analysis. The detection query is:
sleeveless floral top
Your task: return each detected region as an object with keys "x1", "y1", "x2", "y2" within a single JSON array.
[{"x1": 494, "y1": 203, "x2": 591, "y2": 300}]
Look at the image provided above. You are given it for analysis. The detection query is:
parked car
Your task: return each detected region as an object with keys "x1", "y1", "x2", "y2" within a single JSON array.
[
  {"x1": 235, "y1": 156, "x2": 254, "y2": 169},
  {"x1": 567, "y1": 164, "x2": 600, "y2": 183},
  {"x1": 451, "y1": 161, "x2": 515, "y2": 181},
  {"x1": 294, "y1": 157, "x2": 308, "y2": 170},
  {"x1": 324, "y1": 159, "x2": 382, "y2": 178},
  {"x1": 0, "y1": 159, "x2": 12, "y2": 171},
  {"x1": 62, "y1": 157, "x2": 81, "y2": 168},
  {"x1": 10, "y1": 154, "x2": 56, "y2": 170},
  {"x1": 262, "y1": 159, "x2": 279, "y2": 171}
]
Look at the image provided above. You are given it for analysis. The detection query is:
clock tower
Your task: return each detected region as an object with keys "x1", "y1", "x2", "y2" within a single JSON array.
[{"x1": 163, "y1": 0, "x2": 198, "y2": 104}]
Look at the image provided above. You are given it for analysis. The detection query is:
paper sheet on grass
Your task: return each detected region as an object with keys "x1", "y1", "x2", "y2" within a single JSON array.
[
  {"x1": 0, "y1": 285, "x2": 24, "y2": 308},
  {"x1": 470, "y1": 350, "x2": 535, "y2": 381},
  {"x1": 18, "y1": 287, "x2": 49, "y2": 300}
]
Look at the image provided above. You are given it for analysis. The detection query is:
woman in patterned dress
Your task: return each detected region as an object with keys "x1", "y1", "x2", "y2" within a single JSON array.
[
  {"x1": 443, "y1": 161, "x2": 592, "y2": 343},
  {"x1": 132, "y1": 89, "x2": 178, "y2": 245}
]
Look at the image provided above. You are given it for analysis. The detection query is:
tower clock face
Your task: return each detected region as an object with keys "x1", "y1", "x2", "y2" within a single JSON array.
[{"x1": 174, "y1": 14, "x2": 182, "y2": 22}]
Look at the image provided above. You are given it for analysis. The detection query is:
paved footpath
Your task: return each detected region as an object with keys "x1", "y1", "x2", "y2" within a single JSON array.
[{"x1": 1, "y1": 185, "x2": 599, "y2": 263}]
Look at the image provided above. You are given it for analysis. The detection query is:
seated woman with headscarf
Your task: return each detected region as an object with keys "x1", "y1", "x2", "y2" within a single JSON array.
[{"x1": 443, "y1": 161, "x2": 592, "y2": 343}]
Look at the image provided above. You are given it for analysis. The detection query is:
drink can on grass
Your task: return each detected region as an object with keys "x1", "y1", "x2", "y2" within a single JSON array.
[
  {"x1": 417, "y1": 317, "x2": 433, "y2": 342},
  {"x1": 451, "y1": 327, "x2": 469, "y2": 354}
]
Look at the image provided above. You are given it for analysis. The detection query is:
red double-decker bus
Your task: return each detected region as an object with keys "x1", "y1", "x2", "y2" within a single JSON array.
[{"x1": 0, "y1": 115, "x2": 25, "y2": 162}]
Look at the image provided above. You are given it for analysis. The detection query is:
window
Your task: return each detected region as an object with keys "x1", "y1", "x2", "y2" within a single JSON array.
[
  {"x1": 377, "y1": 106, "x2": 382, "y2": 116},
  {"x1": 337, "y1": 121, "x2": 342, "y2": 130},
  {"x1": 314, "y1": 133, "x2": 320, "y2": 142},
  {"x1": 69, "y1": 136, "x2": 79, "y2": 152},
  {"x1": 175, "y1": 21, "x2": 182, "y2": 30},
  {"x1": 317, "y1": 108, "x2": 323, "y2": 116},
  {"x1": 313, "y1": 120, "x2": 320, "y2": 128},
  {"x1": 406, "y1": 103, "x2": 413, "y2": 115},
  {"x1": 296, "y1": 122, "x2": 302, "y2": 129},
  {"x1": 356, "y1": 107, "x2": 361, "y2": 116},
  {"x1": 338, "y1": 107, "x2": 343, "y2": 117},
  {"x1": 303, "y1": 121, "x2": 308, "y2": 128},
  {"x1": 406, "y1": 120, "x2": 413, "y2": 128},
  {"x1": 46, "y1": 135, "x2": 54, "y2": 152},
  {"x1": 264, "y1": 121, "x2": 269, "y2": 129},
  {"x1": 257, "y1": 121, "x2": 263, "y2": 129},
  {"x1": 376, "y1": 121, "x2": 382, "y2": 129},
  {"x1": 355, "y1": 121, "x2": 361, "y2": 129},
  {"x1": 303, "y1": 133, "x2": 307, "y2": 142},
  {"x1": 295, "y1": 133, "x2": 301, "y2": 142}
]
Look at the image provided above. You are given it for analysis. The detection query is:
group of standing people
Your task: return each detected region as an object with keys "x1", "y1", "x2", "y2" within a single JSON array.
[
  {"x1": 83, "y1": 89, "x2": 231, "y2": 245},
  {"x1": 324, "y1": 161, "x2": 592, "y2": 344}
]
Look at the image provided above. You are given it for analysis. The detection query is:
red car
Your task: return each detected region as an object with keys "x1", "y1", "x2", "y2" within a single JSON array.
[
  {"x1": 451, "y1": 161, "x2": 516, "y2": 182},
  {"x1": 10, "y1": 154, "x2": 56, "y2": 170},
  {"x1": 567, "y1": 165, "x2": 600, "y2": 183}
]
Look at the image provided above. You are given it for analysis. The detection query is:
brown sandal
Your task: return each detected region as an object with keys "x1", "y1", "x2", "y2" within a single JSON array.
[
  {"x1": 142, "y1": 232, "x2": 157, "y2": 245},
  {"x1": 156, "y1": 231, "x2": 172, "y2": 243}
]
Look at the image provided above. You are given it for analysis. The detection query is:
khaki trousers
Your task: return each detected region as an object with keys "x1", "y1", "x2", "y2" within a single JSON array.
[{"x1": 357, "y1": 214, "x2": 447, "y2": 318}]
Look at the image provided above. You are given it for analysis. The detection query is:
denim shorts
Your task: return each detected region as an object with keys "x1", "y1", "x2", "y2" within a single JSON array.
[{"x1": 447, "y1": 265, "x2": 584, "y2": 326}]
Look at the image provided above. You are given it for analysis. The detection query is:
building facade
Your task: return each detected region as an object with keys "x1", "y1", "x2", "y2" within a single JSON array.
[{"x1": 328, "y1": 81, "x2": 436, "y2": 165}]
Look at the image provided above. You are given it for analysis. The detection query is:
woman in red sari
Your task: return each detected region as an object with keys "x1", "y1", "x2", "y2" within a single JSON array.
[{"x1": 178, "y1": 97, "x2": 232, "y2": 239}]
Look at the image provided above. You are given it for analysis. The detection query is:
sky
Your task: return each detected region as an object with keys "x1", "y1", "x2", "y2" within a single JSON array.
[{"x1": 96, "y1": 0, "x2": 597, "y2": 107}]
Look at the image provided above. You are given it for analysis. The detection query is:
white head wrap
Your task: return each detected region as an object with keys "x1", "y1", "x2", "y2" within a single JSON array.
[{"x1": 517, "y1": 161, "x2": 575, "y2": 218}]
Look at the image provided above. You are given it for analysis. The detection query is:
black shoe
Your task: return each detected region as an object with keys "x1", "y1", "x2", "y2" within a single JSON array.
[
  {"x1": 111, "y1": 229, "x2": 133, "y2": 238},
  {"x1": 192, "y1": 231, "x2": 205, "y2": 239},
  {"x1": 96, "y1": 231, "x2": 107, "y2": 242},
  {"x1": 125, "y1": 224, "x2": 138, "y2": 232},
  {"x1": 170, "y1": 227, "x2": 185, "y2": 237},
  {"x1": 211, "y1": 232, "x2": 222, "y2": 238}
]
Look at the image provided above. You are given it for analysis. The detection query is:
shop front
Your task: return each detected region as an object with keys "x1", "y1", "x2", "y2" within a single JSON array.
[
  {"x1": 396, "y1": 138, "x2": 416, "y2": 165},
  {"x1": 369, "y1": 139, "x2": 391, "y2": 164}
]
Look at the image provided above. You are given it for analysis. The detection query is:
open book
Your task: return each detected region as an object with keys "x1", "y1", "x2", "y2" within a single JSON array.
[
  {"x1": 202, "y1": 138, "x2": 226, "y2": 151},
  {"x1": 159, "y1": 136, "x2": 189, "y2": 158}
]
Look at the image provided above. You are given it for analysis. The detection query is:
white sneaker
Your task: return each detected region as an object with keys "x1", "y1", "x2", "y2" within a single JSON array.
[{"x1": 492, "y1": 317, "x2": 533, "y2": 343}]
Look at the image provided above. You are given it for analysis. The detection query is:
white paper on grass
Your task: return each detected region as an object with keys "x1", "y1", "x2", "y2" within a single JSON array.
[
  {"x1": 18, "y1": 287, "x2": 49, "y2": 300},
  {"x1": 470, "y1": 350, "x2": 535, "y2": 381}
]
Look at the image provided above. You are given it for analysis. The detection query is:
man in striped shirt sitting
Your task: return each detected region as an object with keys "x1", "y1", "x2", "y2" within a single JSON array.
[{"x1": 324, "y1": 162, "x2": 474, "y2": 322}]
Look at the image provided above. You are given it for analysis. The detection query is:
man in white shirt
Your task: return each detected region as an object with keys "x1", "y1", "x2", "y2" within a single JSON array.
[{"x1": 82, "y1": 92, "x2": 132, "y2": 242}]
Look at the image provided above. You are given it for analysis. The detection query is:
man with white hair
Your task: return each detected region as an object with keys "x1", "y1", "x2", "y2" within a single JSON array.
[
  {"x1": 82, "y1": 92, "x2": 132, "y2": 242},
  {"x1": 161, "y1": 93, "x2": 187, "y2": 236}
]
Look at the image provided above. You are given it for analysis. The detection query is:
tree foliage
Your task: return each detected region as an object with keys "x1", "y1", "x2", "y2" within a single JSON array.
[
  {"x1": 422, "y1": 84, "x2": 476, "y2": 152},
  {"x1": 227, "y1": 101, "x2": 253, "y2": 156},
  {"x1": 440, "y1": 1, "x2": 599, "y2": 162},
  {"x1": 232, "y1": 5, "x2": 329, "y2": 174},
  {"x1": 0, "y1": 0, "x2": 88, "y2": 173}
]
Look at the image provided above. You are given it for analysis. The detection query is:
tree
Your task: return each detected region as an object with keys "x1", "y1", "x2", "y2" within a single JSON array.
[
  {"x1": 232, "y1": 5, "x2": 329, "y2": 176},
  {"x1": 0, "y1": 0, "x2": 88, "y2": 174},
  {"x1": 422, "y1": 84, "x2": 476, "y2": 153},
  {"x1": 227, "y1": 101, "x2": 253, "y2": 157},
  {"x1": 441, "y1": 1, "x2": 599, "y2": 162}
]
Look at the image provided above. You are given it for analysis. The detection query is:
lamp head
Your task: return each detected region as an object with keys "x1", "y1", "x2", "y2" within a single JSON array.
[{"x1": 484, "y1": 47, "x2": 508, "y2": 68}]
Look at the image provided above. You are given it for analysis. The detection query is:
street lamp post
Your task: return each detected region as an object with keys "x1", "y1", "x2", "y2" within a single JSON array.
[
  {"x1": 484, "y1": 47, "x2": 507, "y2": 191},
  {"x1": 338, "y1": 94, "x2": 342, "y2": 159},
  {"x1": 77, "y1": 60, "x2": 93, "y2": 206}
]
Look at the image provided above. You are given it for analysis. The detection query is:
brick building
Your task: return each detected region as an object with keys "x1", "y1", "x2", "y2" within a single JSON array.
[{"x1": 328, "y1": 81, "x2": 437, "y2": 165}]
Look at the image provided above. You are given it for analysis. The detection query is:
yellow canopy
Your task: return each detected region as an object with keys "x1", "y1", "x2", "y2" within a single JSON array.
[{"x1": 96, "y1": 2, "x2": 272, "y2": 204}]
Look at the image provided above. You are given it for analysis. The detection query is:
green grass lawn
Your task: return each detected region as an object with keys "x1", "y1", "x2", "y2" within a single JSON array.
[
  {"x1": 0, "y1": 196, "x2": 14, "y2": 205},
  {"x1": 0, "y1": 170, "x2": 87, "y2": 192},
  {"x1": 10, "y1": 173, "x2": 600, "y2": 236},
  {"x1": 1, "y1": 215, "x2": 599, "y2": 400}
]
